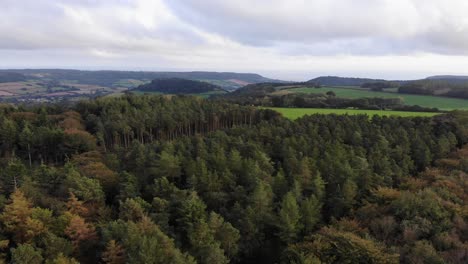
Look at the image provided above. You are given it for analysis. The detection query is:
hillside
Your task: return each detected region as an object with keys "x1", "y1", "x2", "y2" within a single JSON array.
[
  {"x1": 308, "y1": 76, "x2": 387, "y2": 86},
  {"x1": 0, "y1": 69, "x2": 282, "y2": 103},
  {"x1": 133, "y1": 78, "x2": 226, "y2": 95},
  {"x1": 0, "y1": 69, "x2": 280, "y2": 90},
  {"x1": 0, "y1": 72, "x2": 28, "y2": 83},
  {"x1": 426, "y1": 75, "x2": 468, "y2": 81}
]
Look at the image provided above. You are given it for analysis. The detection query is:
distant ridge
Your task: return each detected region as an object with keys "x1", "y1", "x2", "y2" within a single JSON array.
[
  {"x1": 425, "y1": 75, "x2": 468, "y2": 84},
  {"x1": 0, "y1": 69, "x2": 282, "y2": 90},
  {"x1": 308, "y1": 76, "x2": 387, "y2": 86},
  {"x1": 0, "y1": 72, "x2": 29, "y2": 83},
  {"x1": 426, "y1": 75, "x2": 468, "y2": 80}
]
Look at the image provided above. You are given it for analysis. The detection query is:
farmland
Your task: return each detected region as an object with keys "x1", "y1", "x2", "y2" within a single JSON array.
[
  {"x1": 288, "y1": 86, "x2": 468, "y2": 110},
  {"x1": 264, "y1": 107, "x2": 440, "y2": 120}
]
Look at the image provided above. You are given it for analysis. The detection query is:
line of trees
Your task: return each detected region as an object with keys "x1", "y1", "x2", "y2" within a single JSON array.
[{"x1": 399, "y1": 80, "x2": 468, "y2": 99}]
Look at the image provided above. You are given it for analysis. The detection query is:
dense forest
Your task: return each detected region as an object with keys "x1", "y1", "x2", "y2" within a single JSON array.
[
  {"x1": 0, "y1": 94, "x2": 466, "y2": 263},
  {"x1": 132, "y1": 78, "x2": 225, "y2": 94},
  {"x1": 360, "y1": 81, "x2": 399, "y2": 91},
  {"x1": 399, "y1": 80, "x2": 468, "y2": 99}
]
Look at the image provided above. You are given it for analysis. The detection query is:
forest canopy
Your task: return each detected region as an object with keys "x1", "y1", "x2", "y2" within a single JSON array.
[
  {"x1": 0, "y1": 94, "x2": 466, "y2": 263},
  {"x1": 132, "y1": 78, "x2": 225, "y2": 94}
]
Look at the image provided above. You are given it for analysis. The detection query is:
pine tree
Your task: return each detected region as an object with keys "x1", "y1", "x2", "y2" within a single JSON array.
[
  {"x1": 277, "y1": 192, "x2": 302, "y2": 243},
  {"x1": 208, "y1": 212, "x2": 240, "y2": 258},
  {"x1": 311, "y1": 173, "x2": 326, "y2": 202},
  {"x1": 301, "y1": 195, "x2": 322, "y2": 234},
  {"x1": 156, "y1": 150, "x2": 181, "y2": 180}
]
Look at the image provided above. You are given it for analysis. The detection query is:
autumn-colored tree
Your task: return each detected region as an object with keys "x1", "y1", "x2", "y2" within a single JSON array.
[
  {"x1": 48, "y1": 253, "x2": 80, "y2": 264},
  {"x1": 0, "y1": 189, "x2": 45, "y2": 243},
  {"x1": 102, "y1": 240, "x2": 126, "y2": 264},
  {"x1": 64, "y1": 214, "x2": 98, "y2": 252},
  {"x1": 72, "y1": 152, "x2": 119, "y2": 197},
  {"x1": 287, "y1": 227, "x2": 399, "y2": 264},
  {"x1": 66, "y1": 192, "x2": 88, "y2": 217}
]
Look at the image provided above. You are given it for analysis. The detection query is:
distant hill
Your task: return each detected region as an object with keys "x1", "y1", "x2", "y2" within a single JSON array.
[
  {"x1": 426, "y1": 75, "x2": 468, "y2": 80},
  {"x1": 425, "y1": 75, "x2": 468, "y2": 85},
  {"x1": 0, "y1": 69, "x2": 280, "y2": 90},
  {"x1": 308, "y1": 76, "x2": 387, "y2": 86},
  {"x1": 133, "y1": 78, "x2": 226, "y2": 94},
  {"x1": 0, "y1": 72, "x2": 28, "y2": 83}
]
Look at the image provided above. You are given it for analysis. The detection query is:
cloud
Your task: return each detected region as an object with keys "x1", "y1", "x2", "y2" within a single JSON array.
[
  {"x1": 166, "y1": 0, "x2": 468, "y2": 55},
  {"x1": 0, "y1": 0, "x2": 208, "y2": 51},
  {"x1": 1, "y1": 0, "x2": 468, "y2": 80}
]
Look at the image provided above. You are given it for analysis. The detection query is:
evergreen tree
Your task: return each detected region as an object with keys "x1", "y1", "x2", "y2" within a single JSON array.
[{"x1": 277, "y1": 192, "x2": 302, "y2": 243}]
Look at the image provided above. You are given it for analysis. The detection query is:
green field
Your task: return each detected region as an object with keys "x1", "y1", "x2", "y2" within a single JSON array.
[
  {"x1": 289, "y1": 87, "x2": 468, "y2": 110},
  {"x1": 265, "y1": 107, "x2": 440, "y2": 120}
]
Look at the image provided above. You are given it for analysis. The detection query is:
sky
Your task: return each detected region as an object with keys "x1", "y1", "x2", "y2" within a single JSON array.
[{"x1": 2, "y1": 0, "x2": 468, "y2": 81}]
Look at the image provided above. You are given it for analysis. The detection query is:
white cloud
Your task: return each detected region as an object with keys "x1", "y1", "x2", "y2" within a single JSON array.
[
  {"x1": 1, "y1": 0, "x2": 468, "y2": 80},
  {"x1": 167, "y1": 0, "x2": 468, "y2": 55}
]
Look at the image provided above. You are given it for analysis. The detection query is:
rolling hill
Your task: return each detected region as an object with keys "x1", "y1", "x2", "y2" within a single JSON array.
[
  {"x1": 0, "y1": 72, "x2": 29, "y2": 83},
  {"x1": 426, "y1": 75, "x2": 468, "y2": 81},
  {"x1": 132, "y1": 78, "x2": 227, "y2": 95},
  {"x1": 307, "y1": 76, "x2": 388, "y2": 86},
  {"x1": 0, "y1": 69, "x2": 280, "y2": 90}
]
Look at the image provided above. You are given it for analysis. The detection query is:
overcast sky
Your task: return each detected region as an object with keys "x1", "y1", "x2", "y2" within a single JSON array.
[{"x1": 2, "y1": 0, "x2": 468, "y2": 80}]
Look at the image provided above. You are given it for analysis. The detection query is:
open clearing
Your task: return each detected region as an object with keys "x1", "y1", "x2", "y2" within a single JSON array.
[
  {"x1": 264, "y1": 107, "x2": 440, "y2": 120},
  {"x1": 288, "y1": 87, "x2": 468, "y2": 110}
]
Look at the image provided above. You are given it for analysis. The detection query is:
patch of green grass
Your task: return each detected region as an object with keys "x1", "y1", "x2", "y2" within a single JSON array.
[
  {"x1": 113, "y1": 79, "x2": 150, "y2": 88},
  {"x1": 264, "y1": 107, "x2": 440, "y2": 120},
  {"x1": 289, "y1": 87, "x2": 468, "y2": 110}
]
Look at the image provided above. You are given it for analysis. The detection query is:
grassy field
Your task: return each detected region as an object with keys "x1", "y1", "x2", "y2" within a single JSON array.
[
  {"x1": 289, "y1": 87, "x2": 468, "y2": 110},
  {"x1": 264, "y1": 107, "x2": 440, "y2": 120},
  {"x1": 113, "y1": 79, "x2": 149, "y2": 88}
]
